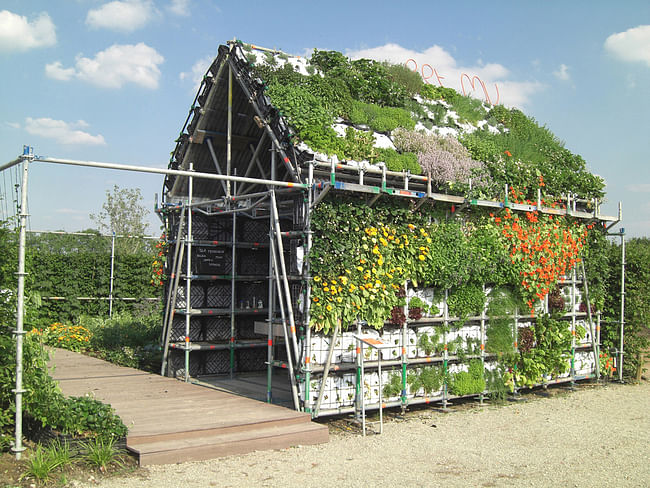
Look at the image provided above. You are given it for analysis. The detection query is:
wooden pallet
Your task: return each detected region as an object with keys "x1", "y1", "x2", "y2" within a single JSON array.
[{"x1": 49, "y1": 348, "x2": 328, "y2": 465}]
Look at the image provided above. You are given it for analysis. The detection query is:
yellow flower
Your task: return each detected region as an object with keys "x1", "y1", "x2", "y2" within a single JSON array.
[
  {"x1": 408, "y1": 224, "x2": 415, "y2": 230},
  {"x1": 357, "y1": 266, "x2": 364, "y2": 271},
  {"x1": 313, "y1": 276, "x2": 321, "y2": 282},
  {"x1": 340, "y1": 276, "x2": 348, "y2": 285},
  {"x1": 377, "y1": 257, "x2": 384, "y2": 266},
  {"x1": 324, "y1": 286, "x2": 330, "y2": 292},
  {"x1": 349, "y1": 284, "x2": 357, "y2": 292},
  {"x1": 419, "y1": 255, "x2": 426, "y2": 261},
  {"x1": 326, "y1": 305, "x2": 332, "y2": 311},
  {"x1": 337, "y1": 297, "x2": 342, "y2": 303},
  {"x1": 331, "y1": 279, "x2": 337, "y2": 285}
]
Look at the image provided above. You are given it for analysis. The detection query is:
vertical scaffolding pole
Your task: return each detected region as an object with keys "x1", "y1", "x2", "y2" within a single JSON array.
[
  {"x1": 109, "y1": 231, "x2": 116, "y2": 317},
  {"x1": 229, "y1": 174, "x2": 237, "y2": 378},
  {"x1": 401, "y1": 281, "x2": 408, "y2": 413},
  {"x1": 266, "y1": 153, "x2": 277, "y2": 403},
  {"x1": 12, "y1": 148, "x2": 30, "y2": 460},
  {"x1": 619, "y1": 231, "x2": 625, "y2": 382},
  {"x1": 442, "y1": 289, "x2": 449, "y2": 409},
  {"x1": 184, "y1": 163, "x2": 194, "y2": 382},
  {"x1": 478, "y1": 285, "x2": 480, "y2": 405},
  {"x1": 304, "y1": 161, "x2": 314, "y2": 413},
  {"x1": 226, "y1": 64, "x2": 232, "y2": 199},
  {"x1": 570, "y1": 267, "x2": 577, "y2": 387}
]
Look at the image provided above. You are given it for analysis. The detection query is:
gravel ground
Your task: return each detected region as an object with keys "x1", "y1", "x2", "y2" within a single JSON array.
[{"x1": 76, "y1": 380, "x2": 649, "y2": 488}]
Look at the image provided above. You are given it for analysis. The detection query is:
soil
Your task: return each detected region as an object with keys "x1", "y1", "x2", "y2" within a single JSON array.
[{"x1": 3, "y1": 377, "x2": 648, "y2": 487}]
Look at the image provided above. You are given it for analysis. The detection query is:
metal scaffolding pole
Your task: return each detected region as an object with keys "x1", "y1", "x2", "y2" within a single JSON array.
[
  {"x1": 619, "y1": 231, "x2": 626, "y2": 382},
  {"x1": 184, "y1": 163, "x2": 194, "y2": 382},
  {"x1": 12, "y1": 147, "x2": 31, "y2": 460},
  {"x1": 109, "y1": 231, "x2": 116, "y2": 317}
]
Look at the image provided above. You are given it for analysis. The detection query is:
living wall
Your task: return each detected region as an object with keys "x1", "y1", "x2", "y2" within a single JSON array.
[
  {"x1": 246, "y1": 45, "x2": 629, "y2": 390},
  {"x1": 252, "y1": 46, "x2": 605, "y2": 202}
]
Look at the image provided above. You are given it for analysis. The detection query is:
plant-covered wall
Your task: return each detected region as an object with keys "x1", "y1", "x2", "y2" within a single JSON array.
[{"x1": 251, "y1": 45, "x2": 605, "y2": 203}]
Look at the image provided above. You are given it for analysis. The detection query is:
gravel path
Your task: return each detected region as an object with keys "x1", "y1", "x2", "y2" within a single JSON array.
[{"x1": 77, "y1": 380, "x2": 649, "y2": 488}]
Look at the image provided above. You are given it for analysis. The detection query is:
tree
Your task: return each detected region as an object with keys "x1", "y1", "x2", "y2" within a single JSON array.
[{"x1": 90, "y1": 185, "x2": 151, "y2": 255}]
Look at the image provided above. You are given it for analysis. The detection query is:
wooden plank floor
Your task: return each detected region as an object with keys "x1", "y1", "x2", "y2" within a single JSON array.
[{"x1": 48, "y1": 348, "x2": 328, "y2": 465}]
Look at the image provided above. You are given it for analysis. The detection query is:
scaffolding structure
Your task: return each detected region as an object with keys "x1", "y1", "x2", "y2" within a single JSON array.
[{"x1": 155, "y1": 40, "x2": 626, "y2": 418}]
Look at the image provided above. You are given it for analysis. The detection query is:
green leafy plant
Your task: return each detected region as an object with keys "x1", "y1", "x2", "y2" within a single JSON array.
[
  {"x1": 408, "y1": 365, "x2": 443, "y2": 395},
  {"x1": 82, "y1": 436, "x2": 122, "y2": 472},
  {"x1": 449, "y1": 360, "x2": 485, "y2": 396},
  {"x1": 382, "y1": 371, "x2": 403, "y2": 398},
  {"x1": 21, "y1": 443, "x2": 68, "y2": 483}
]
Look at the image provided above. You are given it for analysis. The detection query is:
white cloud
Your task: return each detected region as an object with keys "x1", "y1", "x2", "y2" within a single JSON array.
[
  {"x1": 0, "y1": 10, "x2": 56, "y2": 52},
  {"x1": 344, "y1": 43, "x2": 544, "y2": 108},
  {"x1": 168, "y1": 0, "x2": 191, "y2": 16},
  {"x1": 25, "y1": 118, "x2": 106, "y2": 145},
  {"x1": 44, "y1": 61, "x2": 76, "y2": 81},
  {"x1": 604, "y1": 25, "x2": 650, "y2": 67},
  {"x1": 45, "y1": 43, "x2": 164, "y2": 89},
  {"x1": 180, "y1": 55, "x2": 214, "y2": 91},
  {"x1": 5, "y1": 122, "x2": 21, "y2": 129},
  {"x1": 86, "y1": 0, "x2": 155, "y2": 32},
  {"x1": 553, "y1": 64, "x2": 570, "y2": 81}
]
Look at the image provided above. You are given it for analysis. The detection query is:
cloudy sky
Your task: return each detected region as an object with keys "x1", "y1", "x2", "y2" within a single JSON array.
[{"x1": 0, "y1": 0, "x2": 648, "y2": 236}]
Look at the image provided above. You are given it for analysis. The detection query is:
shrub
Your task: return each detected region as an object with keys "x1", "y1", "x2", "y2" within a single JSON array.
[{"x1": 449, "y1": 360, "x2": 485, "y2": 396}]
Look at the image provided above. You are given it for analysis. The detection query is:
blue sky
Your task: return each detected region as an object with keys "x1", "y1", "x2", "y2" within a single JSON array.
[{"x1": 0, "y1": 0, "x2": 648, "y2": 237}]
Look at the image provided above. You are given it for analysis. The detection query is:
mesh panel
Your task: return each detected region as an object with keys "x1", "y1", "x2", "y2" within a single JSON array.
[
  {"x1": 167, "y1": 350, "x2": 203, "y2": 378},
  {"x1": 190, "y1": 212, "x2": 210, "y2": 240},
  {"x1": 175, "y1": 284, "x2": 205, "y2": 308}
]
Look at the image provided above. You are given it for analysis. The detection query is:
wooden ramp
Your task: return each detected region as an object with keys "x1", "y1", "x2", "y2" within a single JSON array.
[{"x1": 48, "y1": 349, "x2": 328, "y2": 465}]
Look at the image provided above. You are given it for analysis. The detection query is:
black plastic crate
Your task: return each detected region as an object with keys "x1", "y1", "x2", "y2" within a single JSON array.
[
  {"x1": 236, "y1": 281, "x2": 268, "y2": 309},
  {"x1": 209, "y1": 216, "x2": 233, "y2": 241},
  {"x1": 190, "y1": 212, "x2": 210, "y2": 240},
  {"x1": 293, "y1": 195, "x2": 306, "y2": 229},
  {"x1": 175, "y1": 282, "x2": 205, "y2": 308},
  {"x1": 167, "y1": 350, "x2": 203, "y2": 378},
  {"x1": 203, "y1": 349, "x2": 232, "y2": 375},
  {"x1": 237, "y1": 248, "x2": 269, "y2": 275},
  {"x1": 239, "y1": 218, "x2": 269, "y2": 243},
  {"x1": 169, "y1": 315, "x2": 202, "y2": 342},
  {"x1": 237, "y1": 317, "x2": 263, "y2": 340},
  {"x1": 236, "y1": 347, "x2": 266, "y2": 372},
  {"x1": 193, "y1": 246, "x2": 233, "y2": 275},
  {"x1": 206, "y1": 283, "x2": 231, "y2": 308},
  {"x1": 203, "y1": 317, "x2": 231, "y2": 342}
]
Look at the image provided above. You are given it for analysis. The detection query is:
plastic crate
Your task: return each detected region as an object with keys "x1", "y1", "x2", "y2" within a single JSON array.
[
  {"x1": 203, "y1": 317, "x2": 231, "y2": 342},
  {"x1": 206, "y1": 283, "x2": 231, "y2": 308},
  {"x1": 236, "y1": 347, "x2": 266, "y2": 372},
  {"x1": 167, "y1": 350, "x2": 203, "y2": 378},
  {"x1": 169, "y1": 315, "x2": 202, "y2": 342},
  {"x1": 239, "y1": 218, "x2": 269, "y2": 243},
  {"x1": 175, "y1": 283, "x2": 205, "y2": 308},
  {"x1": 237, "y1": 248, "x2": 269, "y2": 275},
  {"x1": 203, "y1": 349, "x2": 232, "y2": 375},
  {"x1": 237, "y1": 317, "x2": 262, "y2": 340},
  {"x1": 190, "y1": 212, "x2": 210, "y2": 240},
  {"x1": 209, "y1": 216, "x2": 233, "y2": 241},
  {"x1": 237, "y1": 281, "x2": 268, "y2": 308},
  {"x1": 193, "y1": 247, "x2": 232, "y2": 275}
]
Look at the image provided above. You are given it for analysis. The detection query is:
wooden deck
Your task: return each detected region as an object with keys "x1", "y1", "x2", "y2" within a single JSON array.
[{"x1": 48, "y1": 349, "x2": 328, "y2": 465}]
